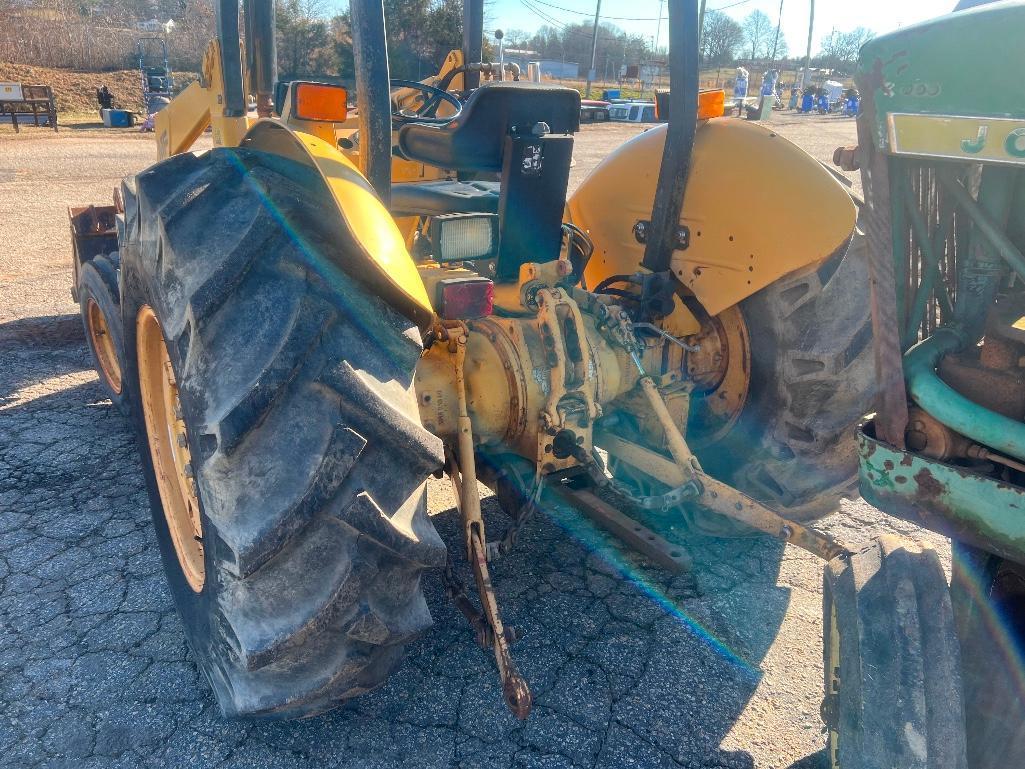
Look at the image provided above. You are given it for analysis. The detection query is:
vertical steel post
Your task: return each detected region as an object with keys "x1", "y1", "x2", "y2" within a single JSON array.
[
  {"x1": 464, "y1": 0, "x2": 484, "y2": 89},
  {"x1": 350, "y1": 0, "x2": 393, "y2": 207},
  {"x1": 215, "y1": 0, "x2": 246, "y2": 117},
  {"x1": 243, "y1": 0, "x2": 277, "y2": 118},
  {"x1": 641, "y1": 0, "x2": 699, "y2": 273},
  {"x1": 585, "y1": 0, "x2": 603, "y2": 97}
]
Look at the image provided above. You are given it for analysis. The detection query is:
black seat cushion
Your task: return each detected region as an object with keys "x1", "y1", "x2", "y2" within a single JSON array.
[
  {"x1": 390, "y1": 180, "x2": 500, "y2": 216},
  {"x1": 397, "y1": 81, "x2": 580, "y2": 173}
]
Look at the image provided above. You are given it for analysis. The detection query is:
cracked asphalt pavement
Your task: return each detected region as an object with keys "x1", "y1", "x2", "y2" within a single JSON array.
[{"x1": 0, "y1": 118, "x2": 946, "y2": 768}]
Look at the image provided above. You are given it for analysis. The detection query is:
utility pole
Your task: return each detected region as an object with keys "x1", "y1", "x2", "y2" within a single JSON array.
[
  {"x1": 655, "y1": 0, "x2": 665, "y2": 54},
  {"x1": 770, "y1": 0, "x2": 784, "y2": 62},
  {"x1": 585, "y1": 0, "x2": 603, "y2": 97},
  {"x1": 801, "y1": 0, "x2": 814, "y2": 90},
  {"x1": 696, "y1": 0, "x2": 707, "y2": 68}
]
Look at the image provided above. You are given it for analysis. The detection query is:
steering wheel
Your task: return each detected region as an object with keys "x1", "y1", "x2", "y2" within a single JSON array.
[{"x1": 389, "y1": 78, "x2": 462, "y2": 126}]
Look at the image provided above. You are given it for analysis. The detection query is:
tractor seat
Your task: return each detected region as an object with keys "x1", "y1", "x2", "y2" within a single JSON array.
[
  {"x1": 397, "y1": 81, "x2": 580, "y2": 173},
  {"x1": 390, "y1": 179, "x2": 500, "y2": 217}
]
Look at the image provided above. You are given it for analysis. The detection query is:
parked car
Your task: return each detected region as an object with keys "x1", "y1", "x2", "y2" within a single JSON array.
[
  {"x1": 607, "y1": 101, "x2": 657, "y2": 123},
  {"x1": 579, "y1": 99, "x2": 610, "y2": 122}
]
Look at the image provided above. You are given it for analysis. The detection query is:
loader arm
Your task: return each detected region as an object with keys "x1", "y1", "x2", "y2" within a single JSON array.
[{"x1": 155, "y1": 39, "x2": 250, "y2": 159}]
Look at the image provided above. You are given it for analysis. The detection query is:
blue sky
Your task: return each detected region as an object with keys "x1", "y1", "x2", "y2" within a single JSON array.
[{"x1": 484, "y1": 0, "x2": 955, "y2": 55}]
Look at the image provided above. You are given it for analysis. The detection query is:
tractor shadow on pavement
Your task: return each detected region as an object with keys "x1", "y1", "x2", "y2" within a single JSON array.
[{"x1": 0, "y1": 311, "x2": 814, "y2": 768}]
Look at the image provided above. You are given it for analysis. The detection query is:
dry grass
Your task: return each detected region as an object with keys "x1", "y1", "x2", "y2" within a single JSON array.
[{"x1": 0, "y1": 63, "x2": 199, "y2": 116}]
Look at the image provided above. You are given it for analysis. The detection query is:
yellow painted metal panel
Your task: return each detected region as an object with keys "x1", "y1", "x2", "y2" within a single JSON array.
[
  {"x1": 888, "y1": 113, "x2": 1025, "y2": 166},
  {"x1": 569, "y1": 119, "x2": 856, "y2": 317},
  {"x1": 240, "y1": 121, "x2": 433, "y2": 324}
]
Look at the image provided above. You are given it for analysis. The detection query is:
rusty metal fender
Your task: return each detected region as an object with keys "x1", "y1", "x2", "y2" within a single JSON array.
[
  {"x1": 240, "y1": 120, "x2": 434, "y2": 328},
  {"x1": 568, "y1": 119, "x2": 857, "y2": 324},
  {"x1": 859, "y1": 419, "x2": 1025, "y2": 566}
]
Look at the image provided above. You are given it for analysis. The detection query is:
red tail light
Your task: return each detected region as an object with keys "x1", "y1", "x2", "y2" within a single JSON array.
[{"x1": 436, "y1": 277, "x2": 494, "y2": 320}]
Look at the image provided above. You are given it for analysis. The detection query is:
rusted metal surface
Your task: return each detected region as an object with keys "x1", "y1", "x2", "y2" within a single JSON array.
[
  {"x1": 938, "y1": 349, "x2": 1025, "y2": 421},
  {"x1": 694, "y1": 473, "x2": 849, "y2": 562},
  {"x1": 832, "y1": 145, "x2": 860, "y2": 172},
  {"x1": 443, "y1": 326, "x2": 533, "y2": 719},
  {"x1": 858, "y1": 419, "x2": 1025, "y2": 566},
  {"x1": 853, "y1": 88, "x2": 909, "y2": 448},
  {"x1": 68, "y1": 204, "x2": 118, "y2": 261},
  {"x1": 685, "y1": 304, "x2": 750, "y2": 446},
  {"x1": 553, "y1": 486, "x2": 692, "y2": 574}
]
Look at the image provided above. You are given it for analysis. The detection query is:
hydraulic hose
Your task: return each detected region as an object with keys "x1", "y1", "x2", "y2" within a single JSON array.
[{"x1": 904, "y1": 327, "x2": 1025, "y2": 463}]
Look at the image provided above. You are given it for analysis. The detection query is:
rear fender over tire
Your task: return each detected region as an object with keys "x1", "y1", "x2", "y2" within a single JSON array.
[{"x1": 119, "y1": 146, "x2": 446, "y2": 719}]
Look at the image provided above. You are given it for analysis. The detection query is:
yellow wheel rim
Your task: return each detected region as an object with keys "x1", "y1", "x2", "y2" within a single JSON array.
[
  {"x1": 87, "y1": 298, "x2": 123, "y2": 394},
  {"x1": 827, "y1": 597, "x2": 841, "y2": 769},
  {"x1": 687, "y1": 304, "x2": 751, "y2": 446},
  {"x1": 136, "y1": 306, "x2": 205, "y2": 592}
]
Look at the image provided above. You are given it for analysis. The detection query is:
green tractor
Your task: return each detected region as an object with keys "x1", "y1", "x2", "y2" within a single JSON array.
[{"x1": 827, "y1": 2, "x2": 1025, "y2": 766}]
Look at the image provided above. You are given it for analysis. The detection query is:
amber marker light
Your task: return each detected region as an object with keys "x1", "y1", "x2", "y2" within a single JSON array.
[{"x1": 292, "y1": 82, "x2": 349, "y2": 122}]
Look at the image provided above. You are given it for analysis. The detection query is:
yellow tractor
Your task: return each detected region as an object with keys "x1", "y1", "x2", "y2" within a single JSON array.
[{"x1": 70, "y1": 0, "x2": 876, "y2": 726}]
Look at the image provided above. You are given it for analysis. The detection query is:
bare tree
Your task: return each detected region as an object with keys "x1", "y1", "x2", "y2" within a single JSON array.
[
  {"x1": 701, "y1": 10, "x2": 744, "y2": 68},
  {"x1": 741, "y1": 9, "x2": 772, "y2": 59},
  {"x1": 818, "y1": 26, "x2": 874, "y2": 70}
]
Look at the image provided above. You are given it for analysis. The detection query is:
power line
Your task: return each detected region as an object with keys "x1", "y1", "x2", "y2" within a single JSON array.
[
  {"x1": 519, "y1": 0, "x2": 631, "y2": 40},
  {"x1": 527, "y1": 0, "x2": 661, "y2": 22},
  {"x1": 709, "y1": 0, "x2": 755, "y2": 11},
  {"x1": 519, "y1": 0, "x2": 567, "y2": 29}
]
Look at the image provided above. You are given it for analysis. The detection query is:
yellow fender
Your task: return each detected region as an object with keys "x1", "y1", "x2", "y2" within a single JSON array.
[
  {"x1": 239, "y1": 120, "x2": 434, "y2": 328},
  {"x1": 568, "y1": 119, "x2": 857, "y2": 330}
]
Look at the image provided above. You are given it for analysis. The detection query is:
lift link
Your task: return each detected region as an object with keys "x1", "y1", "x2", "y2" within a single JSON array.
[
  {"x1": 596, "y1": 430, "x2": 849, "y2": 561},
  {"x1": 595, "y1": 307, "x2": 848, "y2": 562},
  {"x1": 440, "y1": 321, "x2": 533, "y2": 720}
]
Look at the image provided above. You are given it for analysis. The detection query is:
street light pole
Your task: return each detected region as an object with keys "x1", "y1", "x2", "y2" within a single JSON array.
[
  {"x1": 655, "y1": 0, "x2": 665, "y2": 54},
  {"x1": 770, "y1": 0, "x2": 784, "y2": 62},
  {"x1": 585, "y1": 0, "x2": 603, "y2": 97},
  {"x1": 801, "y1": 0, "x2": 814, "y2": 89}
]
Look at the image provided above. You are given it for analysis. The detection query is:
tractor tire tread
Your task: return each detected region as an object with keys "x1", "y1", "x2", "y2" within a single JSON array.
[
  {"x1": 120, "y1": 147, "x2": 445, "y2": 719},
  {"x1": 698, "y1": 228, "x2": 875, "y2": 520},
  {"x1": 823, "y1": 535, "x2": 967, "y2": 769}
]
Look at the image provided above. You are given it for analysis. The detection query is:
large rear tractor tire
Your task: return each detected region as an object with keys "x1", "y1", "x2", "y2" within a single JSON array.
[
  {"x1": 950, "y1": 541, "x2": 1025, "y2": 769},
  {"x1": 693, "y1": 228, "x2": 875, "y2": 522},
  {"x1": 822, "y1": 535, "x2": 967, "y2": 769},
  {"x1": 78, "y1": 253, "x2": 129, "y2": 413},
  {"x1": 119, "y1": 147, "x2": 446, "y2": 718},
  {"x1": 608, "y1": 230, "x2": 874, "y2": 535}
]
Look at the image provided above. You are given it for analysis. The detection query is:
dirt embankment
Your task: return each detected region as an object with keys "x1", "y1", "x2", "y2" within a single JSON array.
[{"x1": 0, "y1": 63, "x2": 197, "y2": 116}]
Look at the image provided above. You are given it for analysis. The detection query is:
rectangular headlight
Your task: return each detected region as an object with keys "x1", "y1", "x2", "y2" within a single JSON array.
[{"x1": 430, "y1": 214, "x2": 498, "y2": 263}]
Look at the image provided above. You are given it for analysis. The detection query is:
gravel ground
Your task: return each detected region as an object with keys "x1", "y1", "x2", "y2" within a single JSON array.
[{"x1": 0, "y1": 115, "x2": 945, "y2": 769}]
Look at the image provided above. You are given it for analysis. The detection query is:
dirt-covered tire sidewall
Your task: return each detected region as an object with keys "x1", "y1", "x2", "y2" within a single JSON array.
[
  {"x1": 118, "y1": 248, "x2": 224, "y2": 692},
  {"x1": 78, "y1": 255, "x2": 129, "y2": 414}
]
